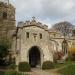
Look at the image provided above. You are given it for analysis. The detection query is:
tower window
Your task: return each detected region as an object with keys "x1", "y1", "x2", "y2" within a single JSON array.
[
  {"x1": 72, "y1": 30, "x2": 75, "y2": 36},
  {"x1": 3, "y1": 12, "x2": 7, "y2": 19},
  {"x1": 40, "y1": 33, "x2": 42, "y2": 39},
  {"x1": 26, "y1": 32, "x2": 29, "y2": 38}
]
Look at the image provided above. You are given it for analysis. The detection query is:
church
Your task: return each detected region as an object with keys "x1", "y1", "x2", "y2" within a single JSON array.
[{"x1": 0, "y1": 1, "x2": 75, "y2": 68}]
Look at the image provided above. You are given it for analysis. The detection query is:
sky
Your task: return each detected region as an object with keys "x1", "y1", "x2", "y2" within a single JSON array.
[{"x1": 8, "y1": 0, "x2": 75, "y2": 27}]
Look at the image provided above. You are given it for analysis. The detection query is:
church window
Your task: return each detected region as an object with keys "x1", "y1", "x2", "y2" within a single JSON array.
[
  {"x1": 26, "y1": 32, "x2": 29, "y2": 38},
  {"x1": 3, "y1": 12, "x2": 7, "y2": 19},
  {"x1": 62, "y1": 39, "x2": 68, "y2": 54},
  {"x1": 40, "y1": 33, "x2": 42, "y2": 39}
]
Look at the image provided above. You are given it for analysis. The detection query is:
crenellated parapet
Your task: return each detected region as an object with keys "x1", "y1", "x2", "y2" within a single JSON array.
[
  {"x1": 0, "y1": 2, "x2": 8, "y2": 7},
  {"x1": 17, "y1": 17, "x2": 48, "y2": 31},
  {"x1": 0, "y1": 1, "x2": 15, "y2": 9}
]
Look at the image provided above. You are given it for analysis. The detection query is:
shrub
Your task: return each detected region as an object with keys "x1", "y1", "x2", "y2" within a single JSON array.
[
  {"x1": 8, "y1": 64, "x2": 17, "y2": 70},
  {"x1": 18, "y1": 62, "x2": 31, "y2": 72},
  {"x1": 0, "y1": 71, "x2": 19, "y2": 75},
  {"x1": 42, "y1": 61, "x2": 54, "y2": 70},
  {"x1": 0, "y1": 71, "x2": 4, "y2": 75}
]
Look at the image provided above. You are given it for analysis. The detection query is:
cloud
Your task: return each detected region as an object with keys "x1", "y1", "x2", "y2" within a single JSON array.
[{"x1": 10, "y1": 0, "x2": 75, "y2": 27}]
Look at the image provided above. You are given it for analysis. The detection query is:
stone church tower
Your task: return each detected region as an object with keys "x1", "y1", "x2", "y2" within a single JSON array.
[
  {"x1": 0, "y1": 1, "x2": 16, "y2": 38},
  {"x1": 0, "y1": 1, "x2": 16, "y2": 62}
]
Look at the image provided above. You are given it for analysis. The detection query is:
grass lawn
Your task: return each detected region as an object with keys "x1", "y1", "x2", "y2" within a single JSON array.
[
  {"x1": 58, "y1": 64, "x2": 75, "y2": 75},
  {"x1": 54, "y1": 61, "x2": 75, "y2": 75},
  {"x1": 54, "y1": 61, "x2": 75, "y2": 68},
  {"x1": 0, "y1": 71, "x2": 29, "y2": 75}
]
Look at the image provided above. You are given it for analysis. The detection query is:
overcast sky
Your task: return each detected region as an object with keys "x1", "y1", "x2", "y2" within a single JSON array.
[{"x1": 9, "y1": 0, "x2": 75, "y2": 27}]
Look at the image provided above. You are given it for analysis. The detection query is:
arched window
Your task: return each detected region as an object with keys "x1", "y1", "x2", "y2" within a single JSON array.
[
  {"x1": 62, "y1": 39, "x2": 68, "y2": 55},
  {"x1": 3, "y1": 12, "x2": 7, "y2": 19}
]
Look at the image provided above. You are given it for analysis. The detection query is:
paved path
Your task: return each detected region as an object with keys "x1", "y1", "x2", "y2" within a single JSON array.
[{"x1": 28, "y1": 68, "x2": 60, "y2": 75}]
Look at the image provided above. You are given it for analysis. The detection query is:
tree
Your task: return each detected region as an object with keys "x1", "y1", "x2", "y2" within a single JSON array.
[
  {"x1": 0, "y1": 37, "x2": 11, "y2": 66},
  {"x1": 52, "y1": 21, "x2": 74, "y2": 37}
]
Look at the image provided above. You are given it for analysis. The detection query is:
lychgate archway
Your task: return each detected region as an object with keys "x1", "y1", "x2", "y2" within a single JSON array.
[{"x1": 29, "y1": 46, "x2": 41, "y2": 67}]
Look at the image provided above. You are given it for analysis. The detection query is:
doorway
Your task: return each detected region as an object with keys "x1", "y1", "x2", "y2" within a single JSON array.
[{"x1": 29, "y1": 46, "x2": 41, "y2": 67}]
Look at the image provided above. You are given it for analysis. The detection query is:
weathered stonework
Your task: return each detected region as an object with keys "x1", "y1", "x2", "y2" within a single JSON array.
[
  {"x1": 15, "y1": 18, "x2": 75, "y2": 67},
  {"x1": 15, "y1": 19, "x2": 53, "y2": 67},
  {"x1": 0, "y1": 2, "x2": 16, "y2": 38},
  {"x1": 0, "y1": 2, "x2": 16, "y2": 60},
  {"x1": 0, "y1": 1, "x2": 75, "y2": 68}
]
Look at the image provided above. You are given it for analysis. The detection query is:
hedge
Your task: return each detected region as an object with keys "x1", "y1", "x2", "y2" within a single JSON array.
[
  {"x1": 18, "y1": 62, "x2": 31, "y2": 72},
  {"x1": 42, "y1": 61, "x2": 54, "y2": 70}
]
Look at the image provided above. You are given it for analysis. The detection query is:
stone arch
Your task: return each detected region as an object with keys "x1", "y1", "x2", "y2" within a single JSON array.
[{"x1": 28, "y1": 46, "x2": 43, "y2": 68}]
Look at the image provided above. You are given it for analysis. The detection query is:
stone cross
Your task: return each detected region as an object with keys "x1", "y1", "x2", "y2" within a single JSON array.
[{"x1": 32, "y1": 16, "x2": 36, "y2": 21}]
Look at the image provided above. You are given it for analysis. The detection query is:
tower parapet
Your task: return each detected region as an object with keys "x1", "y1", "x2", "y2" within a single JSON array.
[{"x1": 0, "y1": 0, "x2": 9, "y2": 5}]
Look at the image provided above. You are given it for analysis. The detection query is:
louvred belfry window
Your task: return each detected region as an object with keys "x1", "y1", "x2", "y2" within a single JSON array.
[{"x1": 3, "y1": 12, "x2": 7, "y2": 19}]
